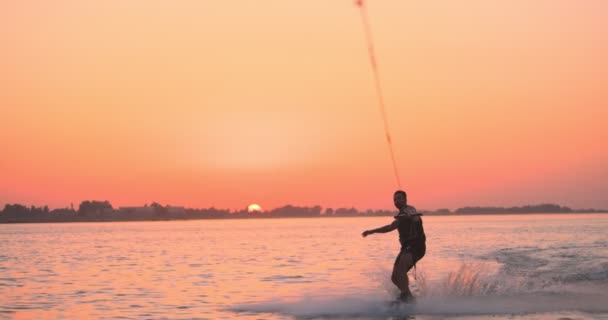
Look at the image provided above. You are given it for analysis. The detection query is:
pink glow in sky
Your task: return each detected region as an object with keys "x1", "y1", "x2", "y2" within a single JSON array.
[{"x1": 1, "y1": 1, "x2": 607, "y2": 211}]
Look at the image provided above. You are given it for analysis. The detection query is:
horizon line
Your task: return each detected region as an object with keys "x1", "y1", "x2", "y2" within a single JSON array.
[{"x1": 1, "y1": 200, "x2": 606, "y2": 213}]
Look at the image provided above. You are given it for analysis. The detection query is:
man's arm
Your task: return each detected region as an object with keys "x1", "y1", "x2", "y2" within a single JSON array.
[{"x1": 362, "y1": 220, "x2": 398, "y2": 237}]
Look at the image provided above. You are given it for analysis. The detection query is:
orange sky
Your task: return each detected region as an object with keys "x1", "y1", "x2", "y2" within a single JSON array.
[{"x1": 1, "y1": 1, "x2": 607, "y2": 211}]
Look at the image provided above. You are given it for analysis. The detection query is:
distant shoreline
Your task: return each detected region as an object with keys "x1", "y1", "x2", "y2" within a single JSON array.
[
  {"x1": 2, "y1": 201, "x2": 606, "y2": 224},
  {"x1": 1, "y1": 210, "x2": 606, "y2": 224}
]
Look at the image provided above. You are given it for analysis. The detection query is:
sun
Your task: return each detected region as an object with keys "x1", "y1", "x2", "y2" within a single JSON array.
[{"x1": 247, "y1": 203, "x2": 262, "y2": 213}]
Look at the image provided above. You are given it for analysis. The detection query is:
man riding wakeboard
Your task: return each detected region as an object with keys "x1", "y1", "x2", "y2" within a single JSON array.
[{"x1": 362, "y1": 190, "x2": 426, "y2": 302}]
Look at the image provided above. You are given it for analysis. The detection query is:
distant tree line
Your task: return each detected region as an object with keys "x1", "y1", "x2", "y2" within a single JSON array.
[
  {"x1": 453, "y1": 204, "x2": 574, "y2": 215},
  {"x1": 0, "y1": 201, "x2": 604, "y2": 223}
]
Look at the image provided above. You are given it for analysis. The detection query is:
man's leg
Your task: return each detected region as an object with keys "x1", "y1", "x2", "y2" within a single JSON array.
[{"x1": 391, "y1": 252, "x2": 414, "y2": 297}]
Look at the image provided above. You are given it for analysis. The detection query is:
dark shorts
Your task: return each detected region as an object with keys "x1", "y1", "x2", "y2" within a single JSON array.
[{"x1": 394, "y1": 245, "x2": 426, "y2": 268}]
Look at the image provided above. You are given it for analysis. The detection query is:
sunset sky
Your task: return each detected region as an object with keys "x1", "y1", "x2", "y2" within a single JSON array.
[{"x1": 1, "y1": 1, "x2": 607, "y2": 211}]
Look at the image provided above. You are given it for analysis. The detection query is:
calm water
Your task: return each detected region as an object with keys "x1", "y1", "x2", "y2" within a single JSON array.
[{"x1": 1, "y1": 214, "x2": 607, "y2": 319}]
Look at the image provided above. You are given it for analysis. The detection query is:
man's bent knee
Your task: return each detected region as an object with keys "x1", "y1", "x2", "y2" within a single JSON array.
[
  {"x1": 400, "y1": 253, "x2": 415, "y2": 272},
  {"x1": 391, "y1": 271, "x2": 406, "y2": 283},
  {"x1": 391, "y1": 269, "x2": 399, "y2": 282}
]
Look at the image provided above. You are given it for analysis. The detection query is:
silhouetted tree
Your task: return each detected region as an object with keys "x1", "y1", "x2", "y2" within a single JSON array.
[
  {"x1": 433, "y1": 208, "x2": 451, "y2": 215},
  {"x1": 311, "y1": 205, "x2": 322, "y2": 216},
  {"x1": 334, "y1": 207, "x2": 358, "y2": 216},
  {"x1": 78, "y1": 200, "x2": 113, "y2": 216},
  {"x1": 150, "y1": 202, "x2": 168, "y2": 216},
  {"x1": 1, "y1": 204, "x2": 30, "y2": 219}
]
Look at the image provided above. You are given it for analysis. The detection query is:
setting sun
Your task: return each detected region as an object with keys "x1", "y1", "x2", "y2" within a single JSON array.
[{"x1": 247, "y1": 204, "x2": 263, "y2": 213}]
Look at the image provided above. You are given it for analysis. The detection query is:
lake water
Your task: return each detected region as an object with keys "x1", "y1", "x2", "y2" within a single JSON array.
[{"x1": 1, "y1": 214, "x2": 607, "y2": 319}]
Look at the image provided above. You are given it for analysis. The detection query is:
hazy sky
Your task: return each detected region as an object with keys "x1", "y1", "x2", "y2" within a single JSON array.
[{"x1": 1, "y1": 1, "x2": 607, "y2": 211}]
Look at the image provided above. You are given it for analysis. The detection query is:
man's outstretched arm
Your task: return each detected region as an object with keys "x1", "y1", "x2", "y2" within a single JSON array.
[{"x1": 362, "y1": 220, "x2": 398, "y2": 237}]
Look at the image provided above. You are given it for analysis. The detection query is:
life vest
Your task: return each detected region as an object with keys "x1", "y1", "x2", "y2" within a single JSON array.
[{"x1": 395, "y1": 206, "x2": 426, "y2": 250}]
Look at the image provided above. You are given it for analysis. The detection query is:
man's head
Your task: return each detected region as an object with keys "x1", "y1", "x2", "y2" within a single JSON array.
[{"x1": 393, "y1": 190, "x2": 407, "y2": 209}]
